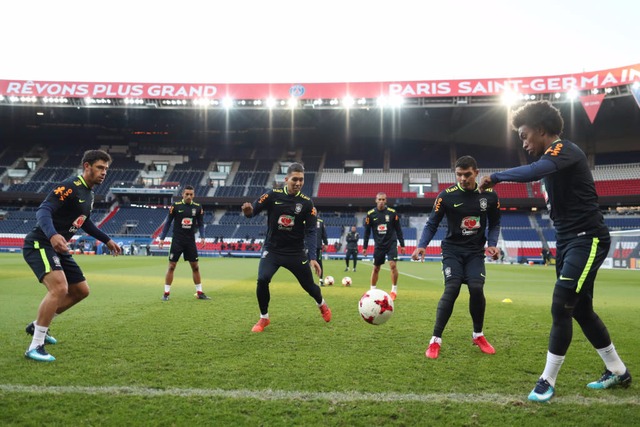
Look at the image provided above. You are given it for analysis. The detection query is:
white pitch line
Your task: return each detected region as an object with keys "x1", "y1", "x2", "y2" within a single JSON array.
[{"x1": 0, "y1": 384, "x2": 638, "y2": 406}]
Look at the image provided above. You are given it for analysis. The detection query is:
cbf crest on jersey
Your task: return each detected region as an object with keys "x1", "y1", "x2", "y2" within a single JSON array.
[
  {"x1": 385, "y1": 214, "x2": 390, "y2": 222},
  {"x1": 192, "y1": 208, "x2": 197, "y2": 216},
  {"x1": 480, "y1": 198, "x2": 488, "y2": 211},
  {"x1": 295, "y1": 203, "x2": 302, "y2": 214}
]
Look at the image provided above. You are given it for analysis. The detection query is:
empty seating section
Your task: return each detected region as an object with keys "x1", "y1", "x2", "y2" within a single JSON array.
[
  {"x1": 166, "y1": 170, "x2": 205, "y2": 187},
  {"x1": 604, "y1": 215, "x2": 640, "y2": 230},
  {"x1": 455, "y1": 143, "x2": 522, "y2": 169},
  {"x1": 94, "y1": 170, "x2": 140, "y2": 196},
  {"x1": 98, "y1": 206, "x2": 169, "y2": 236},
  {"x1": 596, "y1": 180, "x2": 640, "y2": 197},
  {"x1": 500, "y1": 213, "x2": 531, "y2": 228},
  {"x1": 592, "y1": 164, "x2": 640, "y2": 196},
  {"x1": 322, "y1": 139, "x2": 384, "y2": 169},
  {"x1": 595, "y1": 152, "x2": 640, "y2": 165},
  {"x1": 301, "y1": 172, "x2": 315, "y2": 196},
  {"x1": 318, "y1": 171, "x2": 416, "y2": 198},
  {"x1": 173, "y1": 159, "x2": 211, "y2": 170},
  {"x1": 390, "y1": 141, "x2": 450, "y2": 169},
  {"x1": 320, "y1": 213, "x2": 357, "y2": 227}
]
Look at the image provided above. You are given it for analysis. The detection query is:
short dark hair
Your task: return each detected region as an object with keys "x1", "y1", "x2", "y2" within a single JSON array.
[
  {"x1": 183, "y1": 185, "x2": 195, "y2": 191},
  {"x1": 511, "y1": 100, "x2": 564, "y2": 136},
  {"x1": 455, "y1": 155, "x2": 477, "y2": 170},
  {"x1": 82, "y1": 149, "x2": 111, "y2": 166},
  {"x1": 287, "y1": 162, "x2": 305, "y2": 175}
]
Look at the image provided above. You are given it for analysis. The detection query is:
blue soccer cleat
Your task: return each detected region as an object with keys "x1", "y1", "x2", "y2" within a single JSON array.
[
  {"x1": 587, "y1": 369, "x2": 632, "y2": 390},
  {"x1": 528, "y1": 378, "x2": 555, "y2": 402},
  {"x1": 25, "y1": 322, "x2": 57, "y2": 345},
  {"x1": 24, "y1": 344, "x2": 55, "y2": 362}
]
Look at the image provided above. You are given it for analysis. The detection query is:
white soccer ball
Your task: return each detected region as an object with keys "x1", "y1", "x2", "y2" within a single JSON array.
[
  {"x1": 358, "y1": 289, "x2": 394, "y2": 325},
  {"x1": 341, "y1": 276, "x2": 352, "y2": 287},
  {"x1": 324, "y1": 276, "x2": 335, "y2": 286}
]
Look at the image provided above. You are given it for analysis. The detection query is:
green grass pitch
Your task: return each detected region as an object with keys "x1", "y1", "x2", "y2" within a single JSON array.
[{"x1": 0, "y1": 253, "x2": 638, "y2": 426}]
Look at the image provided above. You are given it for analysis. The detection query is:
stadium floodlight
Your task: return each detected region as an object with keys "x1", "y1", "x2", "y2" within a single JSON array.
[
  {"x1": 554, "y1": 93, "x2": 561, "y2": 99},
  {"x1": 591, "y1": 88, "x2": 599, "y2": 95},
  {"x1": 342, "y1": 96, "x2": 355, "y2": 108},
  {"x1": 632, "y1": 81, "x2": 640, "y2": 90},
  {"x1": 265, "y1": 98, "x2": 277, "y2": 108},
  {"x1": 566, "y1": 89, "x2": 579, "y2": 100},
  {"x1": 287, "y1": 98, "x2": 298, "y2": 109},
  {"x1": 388, "y1": 96, "x2": 404, "y2": 108},
  {"x1": 376, "y1": 96, "x2": 387, "y2": 107},
  {"x1": 222, "y1": 97, "x2": 234, "y2": 109},
  {"x1": 500, "y1": 90, "x2": 520, "y2": 106},
  {"x1": 314, "y1": 99, "x2": 323, "y2": 106}
]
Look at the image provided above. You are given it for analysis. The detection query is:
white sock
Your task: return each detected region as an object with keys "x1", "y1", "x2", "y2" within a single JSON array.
[
  {"x1": 29, "y1": 323, "x2": 48, "y2": 350},
  {"x1": 429, "y1": 336, "x2": 442, "y2": 345},
  {"x1": 370, "y1": 285, "x2": 377, "y2": 290},
  {"x1": 195, "y1": 284, "x2": 203, "y2": 293},
  {"x1": 472, "y1": 332, "x2": 484, "y2": 339},
  {"x1": 391, "y1": 285, "x2": 398, "y2": 293},
  {"x1": 596, "y1": 344, "x2": 627, "y2": 375},
  {"x1": 260, "y1": 313, "x2": 269, "y2": 319},
  {"x1": 541, "y1": 351, "x2": 565, "y2": 387},
  {"x1": 317, "y1": 299, "x2": 326, "y2": 307},
  {"x1": 164, "y1": 285, "x2": 171, "y2": 294}
]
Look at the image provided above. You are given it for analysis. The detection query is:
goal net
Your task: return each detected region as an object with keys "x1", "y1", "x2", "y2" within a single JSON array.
[{"x1": 603, "y1": 229, "x2": 640, "y2": 269}]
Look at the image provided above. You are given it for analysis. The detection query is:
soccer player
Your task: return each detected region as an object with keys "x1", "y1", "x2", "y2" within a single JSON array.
[
  {"x1": 344, "y1": 225, "x2": 360, "y2": 272},
  {"x1": 361, "y1": 192, "x2": 405, "y2": 300},
  {"x1": 479, "y1": 100, "x2": 632, "y2": 402},
  {"x1": 310, "y1": 214, "x2": 329, "y2": 286},
  {"x1": 241, "y1": 162, "x2": 331, "y2": 332},
  {"x1": 412, "y1": 156, "x2": 501, "y2": 360},
  {"x1": 22, "y1": 150, "x2": 122, "y2": 362},
  {"x1": 158, "y1": 185, "x2": 210, "y2": 301}
]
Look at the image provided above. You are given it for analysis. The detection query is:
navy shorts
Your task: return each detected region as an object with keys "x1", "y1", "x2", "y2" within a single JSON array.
[
  {"x1": 169, "y1": 239, "x2": 199, "y2": 263},
  {"x1": 373, "y1": 245, "x2": 398, "y2": 266},
  {"x1": 441, "y1": 251, "x2": 486, "y2": 285},
  {"x1": 555, "y1": 233, "x2": 610, "y2": 294},
  {"x1": 23, "y1": 239, "x2": 86, "y2": 284}
]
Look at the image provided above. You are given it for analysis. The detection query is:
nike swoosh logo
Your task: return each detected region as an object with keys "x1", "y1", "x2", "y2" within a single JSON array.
[
  {"x1": 275, "y1": 201, "x2": 284, "y2": 205},
  {"x1": 302, "y1": 260, "x2": 308, "y2": 264},
  {"x1": 79, "y1": 199, "x2": 86, "y2": 203},
  {"x1": 454, "y1": 203, "x2": 463, "y2": 207},
  {"x1": 480, "y1": 273, "x2": 486, "y2": 278},
  {"x1": 559, "y1": 275, "x2": 574, "y2": 281}
]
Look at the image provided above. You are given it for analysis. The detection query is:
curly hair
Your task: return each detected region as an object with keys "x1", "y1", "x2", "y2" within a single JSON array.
[{"x1": 511, "y1": 100, "x2": 564, "y2": 136}]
